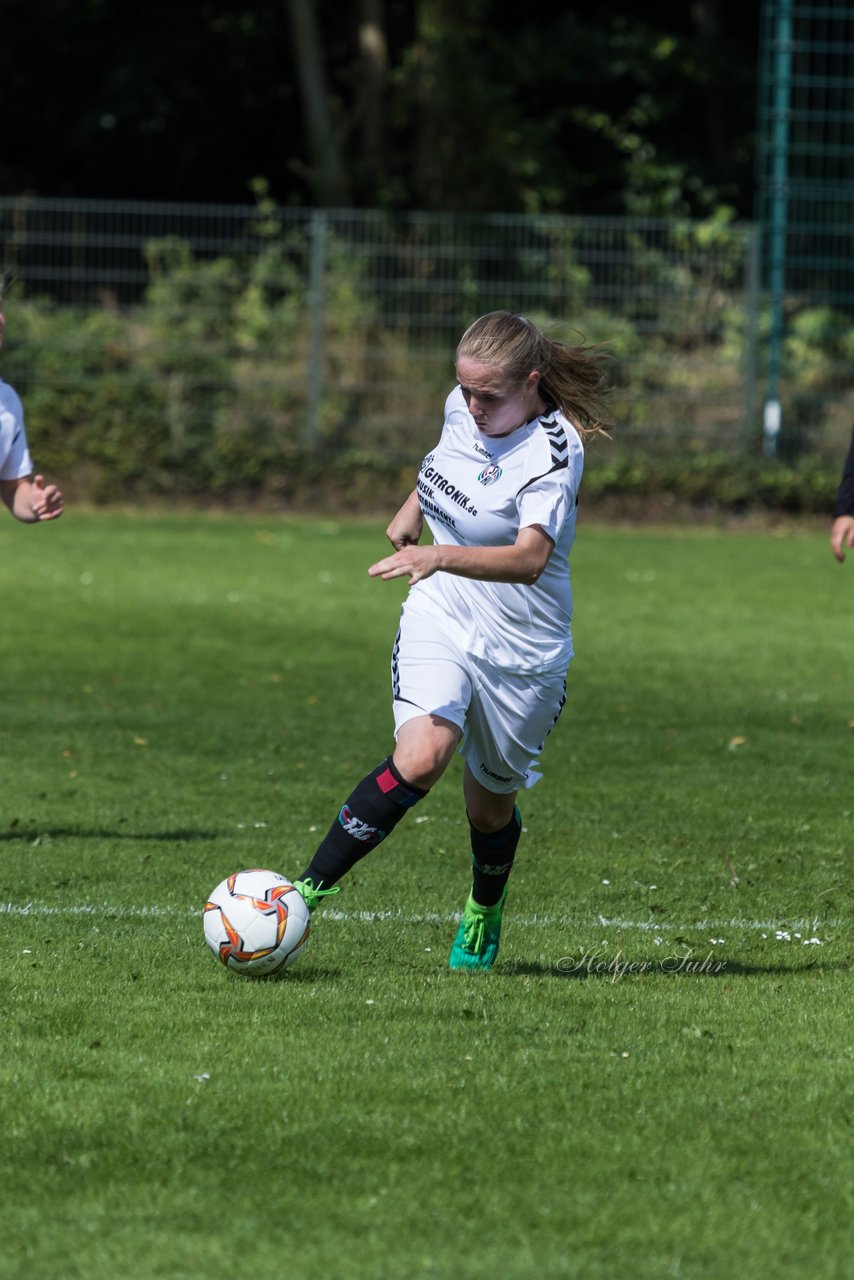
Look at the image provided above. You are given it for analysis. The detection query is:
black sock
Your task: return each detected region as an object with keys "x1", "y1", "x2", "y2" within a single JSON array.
[
  {"x1": 297, "y1": 756, "x2": 427, "y2": 890},
  {"x1": 469, "y1": 806, "x2": 522, "y2": 907}
]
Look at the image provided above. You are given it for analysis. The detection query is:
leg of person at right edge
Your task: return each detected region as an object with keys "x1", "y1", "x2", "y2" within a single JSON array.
[
  {"x1": 449, "y1": 765, "x2": 522, "y2": 972},
  {"x1": 294, "y1": 715, "x2": 461, "y2": 910}
]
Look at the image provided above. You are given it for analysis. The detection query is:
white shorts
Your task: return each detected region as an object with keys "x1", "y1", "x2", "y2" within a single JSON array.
[{"x1": 391, "y1": 601, "x2": 568, "y2": 794}]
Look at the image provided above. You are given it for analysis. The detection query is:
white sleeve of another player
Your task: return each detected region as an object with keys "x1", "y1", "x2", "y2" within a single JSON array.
[{"x1": 0, "y1": 383, "x2": 34, "y2": 480}]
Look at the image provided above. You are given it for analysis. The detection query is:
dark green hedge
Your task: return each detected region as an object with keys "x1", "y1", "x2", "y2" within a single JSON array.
[{"x1": 582, "y1": 451, "x2": 841, "y2": 514}]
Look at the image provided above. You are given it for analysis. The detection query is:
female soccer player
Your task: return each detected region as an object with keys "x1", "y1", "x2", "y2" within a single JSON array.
[
  {"x1": 0, "y1": 304, "x2": 63, "y2": 523},
  {"x1": 295, "y1": 311, "x2": 610, "y2": 969}
]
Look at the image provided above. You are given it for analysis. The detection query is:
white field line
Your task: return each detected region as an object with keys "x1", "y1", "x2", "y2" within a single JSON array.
[{"x1": 0, "y1": 900, "x2": 842, "y2": 934}]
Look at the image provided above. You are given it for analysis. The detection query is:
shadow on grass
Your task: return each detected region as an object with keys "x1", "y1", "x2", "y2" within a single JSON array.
[
  {"x1": 498, "y1": 957, "x2": 849, "y2": 979},
  {"x1": 0, "y1": 826, "x2": 221, "y2": 843}
]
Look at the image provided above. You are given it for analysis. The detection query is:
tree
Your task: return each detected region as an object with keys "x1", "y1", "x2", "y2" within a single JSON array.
[
  {"x1": 0, "y1": 0, "x2": 761, "y2": 217},
  {"x1": 287, "y1": 0, "x2": 350, "y2": 205},
  {"x1": 355, "y1": 0, "x2": 389, "y2": 196}
]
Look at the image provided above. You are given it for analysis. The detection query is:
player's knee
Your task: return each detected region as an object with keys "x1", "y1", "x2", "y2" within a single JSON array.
[
  {"x1": 392, "y1": 746, "x2": 448, "y2": 789},
  {"x1": 393, "y1": 717, "x2": 459, "y2": 789},
  {"x1": 465, "y1": 775, "x2": 518, "y2": 832},
  {"x1": 467, "y1": 798, "x2": 517, "y2": 832}
]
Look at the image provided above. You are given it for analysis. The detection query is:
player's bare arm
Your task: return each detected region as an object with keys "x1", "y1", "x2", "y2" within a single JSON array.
[
  {"x1": 369, "y1": 524, "x2": 554, "y2": 586},
  {"x1": 386, "y1": 489, "x2": 423, "y2": 549},
  {"x1": 830, "y1": 514, "x2": 854, "y2": 562},
  {"x1": 0, "y1": 474, "x2": 64, "y2": 523}
]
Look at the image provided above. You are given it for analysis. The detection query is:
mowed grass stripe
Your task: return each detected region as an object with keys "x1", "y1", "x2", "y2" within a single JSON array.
[{"x1": 0, "y1": 899, "x2": 842, "y2": 934}]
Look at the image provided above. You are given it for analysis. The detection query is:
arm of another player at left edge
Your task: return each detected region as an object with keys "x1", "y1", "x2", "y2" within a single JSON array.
[
  {"x1": 0, "y1": 475, "x2": 64, "y2": 523},
  {"x1": 368, "y1": 524, "x2": 555, "y2": 587}
]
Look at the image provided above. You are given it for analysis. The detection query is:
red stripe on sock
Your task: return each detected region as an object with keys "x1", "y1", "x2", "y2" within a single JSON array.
[{"x1": 376, "y1": 767, "x2": 398, "y2": 794}]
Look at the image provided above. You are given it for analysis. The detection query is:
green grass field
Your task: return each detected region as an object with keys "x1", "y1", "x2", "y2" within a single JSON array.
[{"x1": 1, "y1": 510, "x2": 851, "y2": 1280}]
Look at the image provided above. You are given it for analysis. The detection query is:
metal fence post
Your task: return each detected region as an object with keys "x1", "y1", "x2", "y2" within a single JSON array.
[
  {"x1": 763, "y1": 0, "x2": 793, "y2": 459},
  {"x1": 306, "y1": 208, "x2": 327, "y2": 449},
  {"x1": 743, "y1": 222, "x2": 761, "y2": 453}
]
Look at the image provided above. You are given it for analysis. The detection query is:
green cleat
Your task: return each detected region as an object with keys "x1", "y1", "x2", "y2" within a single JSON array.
[
  {"x1": 449, "y1": 888, "x2": 507, "y2": 971},
  {"x1": 293, "y1": 877, "x2": 340, "y2": 913}
]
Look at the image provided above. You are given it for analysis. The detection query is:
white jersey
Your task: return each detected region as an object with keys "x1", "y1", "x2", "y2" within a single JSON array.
[
  {"x1": 0, "y1": 379, "x2": 33, "y2": 480},
  {"x1": 410, "y1": 385, "x2": 584, "y2": 675}
]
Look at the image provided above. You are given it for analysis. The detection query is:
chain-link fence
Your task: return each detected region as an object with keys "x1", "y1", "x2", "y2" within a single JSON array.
[
  {"x1": 757, "y1": 0, "x2": 854, "y2": 458},
  {"x1": 1, "y1": 194, "x2": 848, "y2": 484}
]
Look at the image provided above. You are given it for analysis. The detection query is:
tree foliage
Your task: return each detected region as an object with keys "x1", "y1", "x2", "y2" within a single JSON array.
[{"x1": 0, "y1": 0, "x2": 759, "y2": 216}]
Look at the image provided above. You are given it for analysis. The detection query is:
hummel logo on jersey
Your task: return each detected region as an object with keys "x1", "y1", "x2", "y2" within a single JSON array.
[
  {"x1": 338, "y1": 805, "x2": 385, "y2": 843},
  {"x1": 477, "y1": 463, "x2": 503, "y2": 485}
]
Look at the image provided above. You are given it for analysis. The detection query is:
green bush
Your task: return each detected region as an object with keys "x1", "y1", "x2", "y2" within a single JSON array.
[{"x1": 582, "y1": 449, "x2": 839, "y2": 513}]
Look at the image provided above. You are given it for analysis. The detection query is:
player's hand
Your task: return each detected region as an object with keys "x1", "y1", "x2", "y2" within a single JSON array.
[
  {"x1": 386, "y1": 494, "x2": 423, "y2": 550},
  {"x1": 31, "y1": 475, "x2": 64, "y2": 521},
  {"x1": 830, "y1": 515, "x2": 854, "y2": 562},
  {"x1": 368, "y1": 545, "x2": 439, "y2": 585},
  {"x1": 387, "y1": 526, "x2": 422, "y2": 551}
]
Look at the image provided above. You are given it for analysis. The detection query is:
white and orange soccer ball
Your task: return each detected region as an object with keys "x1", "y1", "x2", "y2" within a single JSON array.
[{"x1": 203, "y1": 869, "x2": 310, "y2": 976}]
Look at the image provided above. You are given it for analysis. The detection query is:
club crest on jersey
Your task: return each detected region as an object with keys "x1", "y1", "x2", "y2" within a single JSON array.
[{"x1": 477, "y1": 463, "x2": 503, "y2": 485}]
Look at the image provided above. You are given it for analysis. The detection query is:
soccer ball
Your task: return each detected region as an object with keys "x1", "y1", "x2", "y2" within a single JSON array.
[{"x1": 203, "y1": 869, "x2": 310, "y2": 977}]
